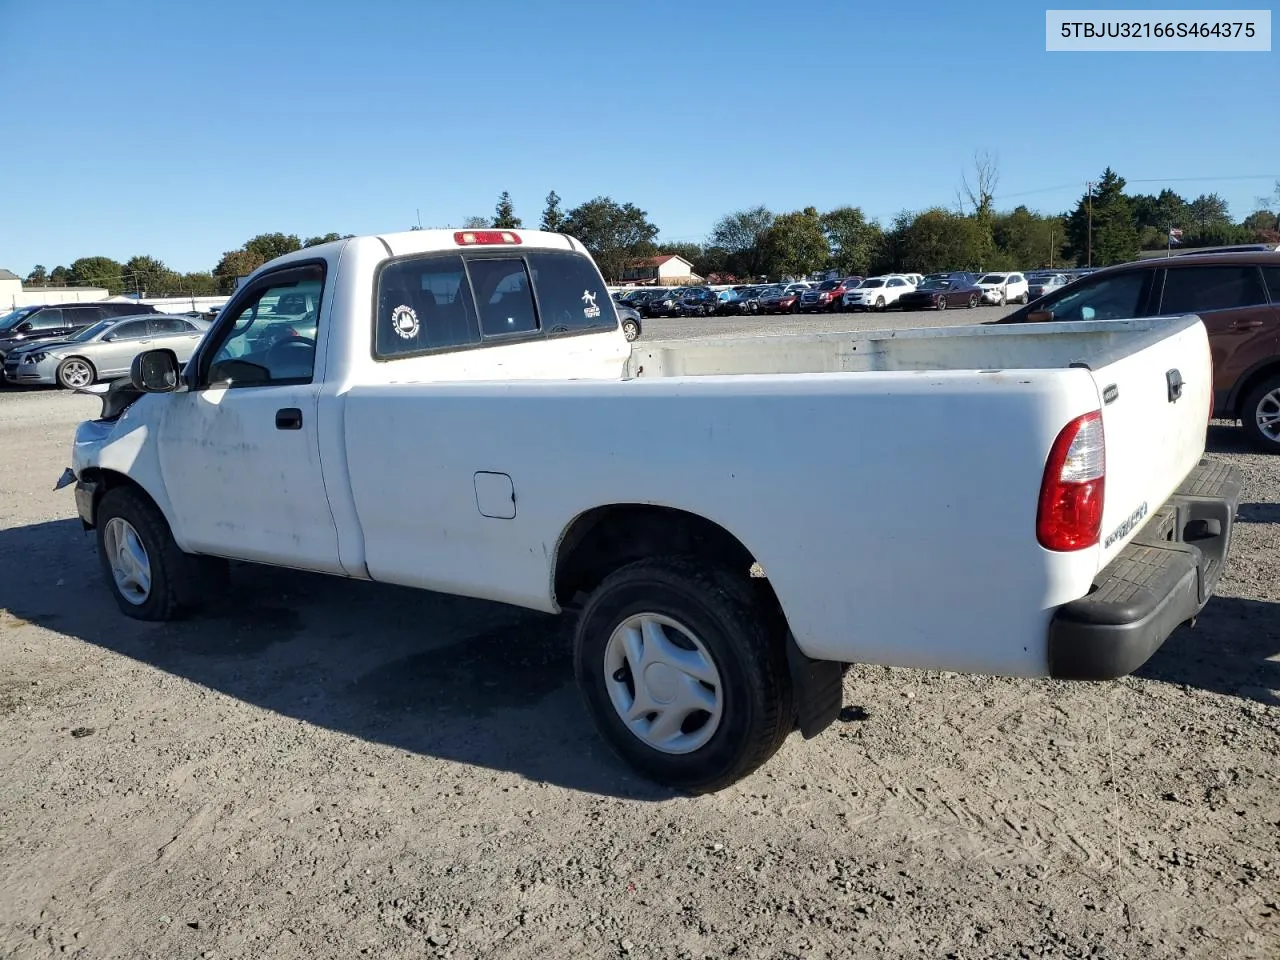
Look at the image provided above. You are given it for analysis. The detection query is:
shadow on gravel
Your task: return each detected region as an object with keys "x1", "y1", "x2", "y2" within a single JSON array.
[
  {"x1": 1139, "y1": 596, "x2": 1280, "y2": 706},
  {"x1": 0, "y1": 518, "x2": 671, "y2": 801},
  {"x1": 1237, "y1": 502, "x2": 1280, "y2": 525},
  {"x1": 1205, "y1": 422, "x2": 1255, "y2": 455}
]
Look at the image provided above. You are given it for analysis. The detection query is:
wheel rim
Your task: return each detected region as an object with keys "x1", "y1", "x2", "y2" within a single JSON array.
[
  {"x1": 969, "y1": 295, "x2": 978, "y2": 308},
  {"x1": 623, "y1": 321, "x2": 638, "y2": 341},
  {"x1": 1256, "y1": 388, "x2": 1280, "y2": 442},
  {"x1": 876, "y1": 297, "x2": 884, "y2": 309},
  {"x1": 61, "y1": 360, "x2": 92, "y2": 387},
  {"x1": 603, "y1": 613, "x2": 724, "y2": 755},
  {"x1": 103, "y1": 517, "x2": 152, "y2": 605},
  {"x1": 937, "y1": 297, "x2": 947, "y2": 310}
]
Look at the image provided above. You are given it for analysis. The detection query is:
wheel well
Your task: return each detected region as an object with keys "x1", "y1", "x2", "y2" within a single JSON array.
[
  {"x1": 1229, "y1": 363, "x2": 1280, "y2": 417},
  {"x1": 79, "y1": 468, "x2": 162, "y2": 523},
  {"x1": 554, "y1": 504, "x2": 783, "y2": 617}
]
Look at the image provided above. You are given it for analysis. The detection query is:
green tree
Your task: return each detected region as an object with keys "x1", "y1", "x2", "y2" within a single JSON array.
[
  {"x1": 49, "y1": 266, "x2": 71, "y2": 285},
  {"x1": 243, "y1": 233, "x2": 302, "y2": 264},
  {"x1": 213, "y1": 249, "x2": 266, "y2": 294},
  {"x1": 540, "y1": 191, "x2": 566, "y2": 232},
  {"x1": 821, "y1": 206, "x2": 882, "y2": 275},
  {"x1": 25, "y1": 265, "x2": 47, "y2": 286},
  {"x1": 69, "y1": 256, "x2": 125, "y2": 294},
  {"x1": 492, "y1": 191, "x2": 522, "y2": 229},
  {"x1": 303, "y1": 232, "x2": 345, "y2": 247},
  {"x1": 763, "y1": 207, "x2": 829, "y2": 278},
  {"x1": 461, "y1": 215, "x2": 490, "y2": 229},
  {"x1": 1188, "y1": 193, "x2": 1231, "y2": 234},
  {"x1": 1064, "y1": 169, "x2": 1138, "y2": 267},
  {"x1": 960, "y1": 150, "x2": 1000, "y2": 267},
  {"x1": 710, "y1": 206, "x2": 774, "y2": 280},
  {"x1": 887, "y1": 209, "x2": 990, "y2": 274},
  {"x1": 1242, "y1": 209, "x2": 1280, "y2": 236},
  {"x1": 692, "y1": 245, "x2": 730, "y2": 279},
  {"x1": 992, "y1": 206, "x2": 1066, "y2": 269},
  {"x1": 178, "y1": 272, "x2": 219, "y2": 296},
  {"x1": 656, "y1": 241, "x2": 704, "y2": 263},
  {"x1": 561, "y1": 196, "x2": 659, "y2": 282},
  {"x1": 122, "y1": 255, "x2": 179, "y2": 296}
]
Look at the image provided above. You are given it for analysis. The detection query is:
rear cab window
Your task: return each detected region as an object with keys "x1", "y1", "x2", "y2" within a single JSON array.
[{"x1": 374, "y1": 247, "x2": 616, "y2": 359}]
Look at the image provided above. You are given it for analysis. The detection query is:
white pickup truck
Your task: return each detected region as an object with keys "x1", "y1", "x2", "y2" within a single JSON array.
[{"x1": 63, "y1": 228, "x2": 1241, "y2": 793}]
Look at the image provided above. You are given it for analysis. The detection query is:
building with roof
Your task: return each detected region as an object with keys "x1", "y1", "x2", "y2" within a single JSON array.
[{"x1": 619, "y1": 255, "x2": 702, "y2": 286}]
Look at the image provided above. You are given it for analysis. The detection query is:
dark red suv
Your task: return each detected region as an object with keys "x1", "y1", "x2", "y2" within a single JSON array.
[{"x1": 996, "y1": 252, "x2": 1280, "y2": 451}]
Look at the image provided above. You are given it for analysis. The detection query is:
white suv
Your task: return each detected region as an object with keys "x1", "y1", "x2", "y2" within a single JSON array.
[
  {"x1": 976, "y1": 272, "x2": 1029, "y2": 306},
  {"x1": 842, "y1": 275, "x2": 916, "y2": 311}
]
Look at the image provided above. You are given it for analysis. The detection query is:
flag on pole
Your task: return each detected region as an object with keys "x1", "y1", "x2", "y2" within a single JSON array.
[{"x1": 1168, "y1": 227, "x2": 1183, "y2": 245}]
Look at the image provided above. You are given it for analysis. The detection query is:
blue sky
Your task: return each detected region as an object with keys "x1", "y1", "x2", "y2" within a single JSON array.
[{"x1": 1, "y1": 0, "x2": 1276, "y2": 275}]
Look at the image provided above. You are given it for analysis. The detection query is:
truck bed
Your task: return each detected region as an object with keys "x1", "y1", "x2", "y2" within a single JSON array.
[{"x1": 624, "y1": 316, "x2": 1198, "y2": 378}]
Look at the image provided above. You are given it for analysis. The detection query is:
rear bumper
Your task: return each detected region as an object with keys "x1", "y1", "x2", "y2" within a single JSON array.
[{"x1": 1047, "y1": 458, "x2": 1242, "y2": 680}]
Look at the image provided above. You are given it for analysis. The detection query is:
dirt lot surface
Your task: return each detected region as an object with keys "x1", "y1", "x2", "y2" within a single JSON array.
[{"x1": 2, "y1": 315, "x2": 1278, "y2": 959}]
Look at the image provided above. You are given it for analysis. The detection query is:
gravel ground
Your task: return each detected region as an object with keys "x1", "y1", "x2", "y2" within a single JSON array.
[{"x1": 1, "y1": 313, "x2": 1278, "y2": 960}]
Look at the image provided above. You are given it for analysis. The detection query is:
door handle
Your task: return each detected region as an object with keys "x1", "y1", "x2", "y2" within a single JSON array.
[
  {"x1": 1233, "y1": 320, "x2": 1264, "y2": 330},
  {"x1": 275, "y1": 408, "x2": 303, "y2": 430}
]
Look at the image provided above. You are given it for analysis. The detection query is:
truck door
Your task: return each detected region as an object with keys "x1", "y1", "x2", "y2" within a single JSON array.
[{"x1": 156, "y1": 263, "x2": 344, "y2": 573}]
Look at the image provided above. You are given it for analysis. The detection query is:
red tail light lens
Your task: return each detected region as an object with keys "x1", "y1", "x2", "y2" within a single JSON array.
[
  {"x1": 1037, "y1": 410, "x2": 1105, "y2": 551},
  {"x1": 454, "y1": 230, "x2": 522, "y2": 246}
]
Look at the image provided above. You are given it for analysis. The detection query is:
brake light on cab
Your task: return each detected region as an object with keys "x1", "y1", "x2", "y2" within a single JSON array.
[
  {"x1": 1037, "y1": 410, "x2": 1105, "y2": 551},
  {"x1": 454, "y1": 230, "x2": 522, "y2": 246}
]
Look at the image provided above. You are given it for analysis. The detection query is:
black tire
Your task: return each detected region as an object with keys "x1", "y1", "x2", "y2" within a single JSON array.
[
  {"x1": 622, "y1": 319, "x2": 639, "y2": 342},
  {"x1": 57, "y1": 356, "x2": 97, "y2": 390},
  {"x1": 96, "y1": 486, "x2": 227, "y2": 621},
  {"x1": 573, "y1": 556, "x2": 793, "y2": 794},
  {"x1": 968, "y1": 294, "x2": 979, "y2": 308},
  {"x1": 790, "y1": 301, "x2": 799, "y2": 314},
  {"x1": 1241, "y1": 372, "x2": 1280, "y2": 453},
  {"x1": 874, "y1": 296, "x2": 885, "y2": 312},
  {"x1": 937, "y1": 296, "x2": 948, "y2": 311}
]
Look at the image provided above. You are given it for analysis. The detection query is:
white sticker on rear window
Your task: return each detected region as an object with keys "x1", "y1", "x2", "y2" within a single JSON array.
[
  {"x1": 581, "y1": 289, "x2": 601, "y2": 319},
  {"x1": 391, "y1": 304, "x2": 419, "y2": 339}
]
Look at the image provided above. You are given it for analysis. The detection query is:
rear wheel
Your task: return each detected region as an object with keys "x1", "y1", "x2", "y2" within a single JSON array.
[
  {"x1": 573, "y1": 556, "x2": 793, "y2": 794},
  {"x1": 622, "y1": 319, "x2": 639, "y2": 341},
  {"x1": 968, "y1": 294, "x2": 979, "y2": 308},
  {"x1": 937, "y1": 296, "x2": 948, "y2": 311},
  {"x1": 1241, "y1": 373, "x2": 1280, "y2": 453},
  {"x1": 57, "y1": 357, "x2": 96, "y2": 390}
]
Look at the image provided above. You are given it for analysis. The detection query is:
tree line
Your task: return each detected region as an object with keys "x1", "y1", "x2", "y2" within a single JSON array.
[{"x1": 21, "y1": 166, "x2": 1280, "y2": 295}]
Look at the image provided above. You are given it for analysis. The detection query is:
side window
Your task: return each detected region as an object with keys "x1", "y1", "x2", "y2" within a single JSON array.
[
  {"x1": 376, "y1": 254, "x2": 480, "y2": 356},
  {"x1": 467, "y1": 257, "x2": 537, "y2": 337},
  {"x1": 526, "y1": 251, "x2": 615, "y2": 335},
  {"x1": 64, "y1": 307, "x2": 100, "y2": 327},
  {"x1": 1263, "y1": 266, "x2": 1280, "y2": 303},
  {"x1": 205, "y1": 266, "x2": 324, "y2": 386},
  {"x1": 27, "y1": 309, "x2": 65, "y2": 330},
  {"x1": 1041, "y1": 271, "x2": 1149, "y2": 322},
  {"x1": 108, "y1": 320, "x2": 152, "y2": 341},
  {"x1": 1160, "y1": 266, "x2": 1268, "y2": 314},
  {"x1": 151, "y1": 316, "x2": 192, "y2": 335}
]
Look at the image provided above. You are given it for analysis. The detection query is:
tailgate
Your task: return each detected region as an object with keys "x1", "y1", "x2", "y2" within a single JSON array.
[{"x1": 1090, "y1": 315, "x2": 1212, "y2": 562}]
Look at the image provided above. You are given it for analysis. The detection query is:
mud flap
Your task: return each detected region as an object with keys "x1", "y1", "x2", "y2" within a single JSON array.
[{"x1": 785, "y1": 633, "x2": 843, "y2": 739}]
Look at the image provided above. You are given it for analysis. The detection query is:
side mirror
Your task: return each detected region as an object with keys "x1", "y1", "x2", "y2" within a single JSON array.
[
  {"x1": 1026, "y1": 309, "x2": 1054, "y2": 323},
  {"x1": 15, "y1": 321, "x2": 32, "y2": 333},
  {"x1": 130, "y1": 348, "x2": 181, "y2": 393}
]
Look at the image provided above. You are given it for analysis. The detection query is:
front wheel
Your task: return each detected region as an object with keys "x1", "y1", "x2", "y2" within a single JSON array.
[
  {"x1": 1241, "y1": 373, "x2": 1280, "y2": 453},
  {"x1": 936, "y1": 296, "x2": 947, "y2": 311},
  {"x1": 874, "y1": 296, "x2": 885, "y2": 311},
  {"x1": 573, "y1": 556, "x2": 793, "y2": 794},
  {"x1": 968, "y1": 294, "x2": 979, "y2": 308},
  {"x1": 57, "y1": 357, "x2": 96, "y2": 390},
  {"x1": 96, "y1": 487, "x2": 227, "y2": 620},
  {"x1": 622, "y1": 319, "x2": 639, "y2": 341}
]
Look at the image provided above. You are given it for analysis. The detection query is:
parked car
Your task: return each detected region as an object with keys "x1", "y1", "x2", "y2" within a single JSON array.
[
  {"x1": 895, "y1": 275, "x2": 983, "y2": 311},
  {"x1": 1027, "y1": 273, "x2": 1071, "y2": 300},
  {"x1": 3, "y1": 313, "x2": 210, "y2": 389},
  {"x1": 842, "y1": 275, "x2": 915, "y2": 311},
  {"x1": 617, "y1": 303, "x2": 643, "y2": 342},
  {"x1": 734, "y1": 286, "x2": 770, "y2": 314},
  {"x1": 758, "y1": 286, "x2": 801, "y2": 314},
  {"x1": 995, "y1": 251, "x2": 1280, "y2": 451},
  {"x1": 627, "y1": 289, "x2": 665, "y2": 316},
  {"x1": 713, "y1": 290, "x2": 744, "y2": 315},
  {"x1": 644, "y1": 289, "x2": 684, "y2": 318},
  {"x1": 976, "y1": 272, "x2": 1030, "y2": 306},
  {"x1": 897, "y1": 273, "x2": 925, "y2": 287},
  {"x1": 678, "y1": 287, "x2": 719, "y2": 317},
  {"x1": 799, "y1": 277, "x2": 860, "y2": 313},
  {"x1": 63, "y1": 228, "x2": 1240, "y2": 794},
  {"x1": 0, "y1": 301, "x2": 160, "y2": 383}
]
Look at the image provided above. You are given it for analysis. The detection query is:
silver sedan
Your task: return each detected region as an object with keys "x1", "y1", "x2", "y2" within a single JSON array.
[{"x1": 2, "y1": 314, "x2": 210, "y2": 389}]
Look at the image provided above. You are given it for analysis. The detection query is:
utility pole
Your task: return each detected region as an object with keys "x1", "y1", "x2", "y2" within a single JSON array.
[{"x1": 1086, "y1": 180, "x2": 1094, "y2": 268}]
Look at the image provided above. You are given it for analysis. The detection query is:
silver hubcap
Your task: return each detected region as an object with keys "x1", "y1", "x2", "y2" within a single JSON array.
[
  {"x1": 103, "y1": 517, "x2": 152, "y2": 605},
  {"x1": 603, "y1": 613, "x2": 723, "y2": 755},
  {"x1": 1257, "y1": 388, "x2": 1280, "y2": 442},
  {"x1": 62, "y1": 361, "x2": 92, "y2": 387},
  {"x1": 623, "y1": 321, "x2": 638, "y2": 341}
]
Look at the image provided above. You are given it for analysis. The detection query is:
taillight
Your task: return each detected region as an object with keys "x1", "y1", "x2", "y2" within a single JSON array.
[
  {"x1": 1037, "y1": 410, "x2": 1105, "y2": 551},
  {"x1": 454, "y1": 230, "x2": 522, "y2": 246}
]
